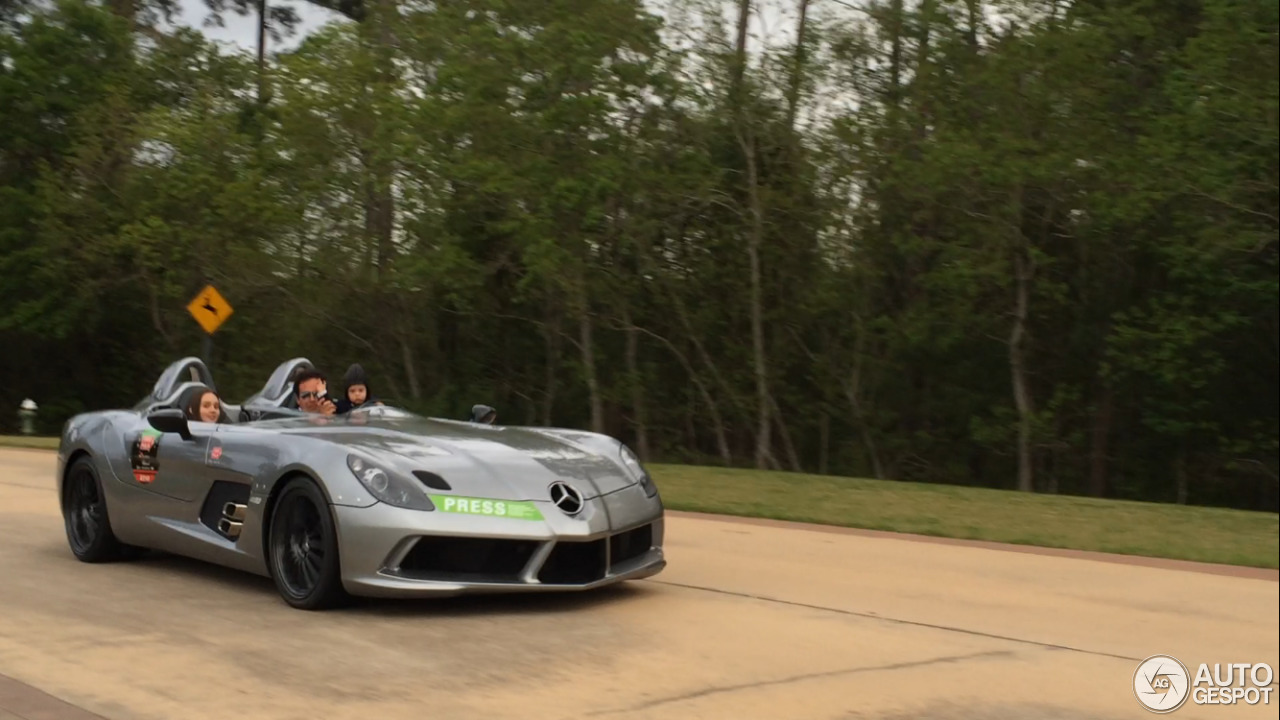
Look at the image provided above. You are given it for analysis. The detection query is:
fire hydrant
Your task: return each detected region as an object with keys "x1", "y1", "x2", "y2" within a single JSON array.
[{"x1": 17, "y1": 399, "x2": 37, "y2": 435}]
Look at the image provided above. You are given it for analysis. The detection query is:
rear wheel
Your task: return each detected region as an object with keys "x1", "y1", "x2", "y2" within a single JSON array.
[
  {"x1": 62, "y1": 456, "x2": 140, "y2": 562},
  {"x1": 267, "y1": 477, "x2": 350, "y2": 610}
]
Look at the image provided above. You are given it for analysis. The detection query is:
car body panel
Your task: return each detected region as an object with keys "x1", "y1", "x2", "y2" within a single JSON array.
[{"x1": 56, "y1": 356, "x2": 666, "y2": 600}]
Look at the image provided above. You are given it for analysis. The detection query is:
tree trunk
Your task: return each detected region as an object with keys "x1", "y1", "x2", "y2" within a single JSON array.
[
  {"x1": 747, "y1": 223, "x2": 771, "y2": 468},
  {"x1": 622, "y1": 305, "x2": 650, "y2": 461},
  {"x1": 738, "y1": 129, "x2": 772, "y2": 470},
  {"x1": 915, "y1": 0, "x2": 936, "y2": 69},
  {"x1": 399, "y1": 332, "x2": 420, "y2": 401},
  {"x1": 372, "y1": 202, "x2": 394, "y2": 281},
  {"x1": 690, "y1": 374, "x2": 731, "y2": 465},
  {"x1": 381, "y1": 368, "x2": 404, "y2": 402},
  {"x1": 672, "y1": 291, "x2": 749, "y2": 419},
  {"x1": 729, "y1": 0, "x2": 774, "y2": 468},
  {"x1": 888, "y1": 0, "x2": 904, "y2": 104},
  {"x1": 365, "y1": 174, "x2": 395, "y2": 280},
  {"x1": 686, "y1": 400, "x2": 696, "y2": 453},
  {"x1": 764, "y1": 448, "x2": 783, "y2": 471},
  {"x1": 542, "y1": 312, "x2": 560, "y2": 426},
  {"x1": 964, "y1": 0, "x2": 981, "y2": 49},
  {"x1": 730, "y1": 0, "x2": 771, "y2": 469},
  {"x1": 578, "y1": 307, "x2": 604, "y2": 434},
  {"x1": 107, "y1": 0, "x2": 134, "y2": 22},
  {"x1": 424, "y1": 304, "x2": 441, "y2": 393},
  {"x1": 843, "y1": 316, "x2": 885, "y2": 479},
  {"x1": 844, "y1": 384, "x2": 885, "y2": 480},
  {"x1": 360, "y1": 5, "x2": 396, "y2": 280},
  {"x1": 256, "y1": 0, "x2": 268, "y2": 102},
  {"x1": 769, "y1": 392, "x2": 802, "y2": 472},
  {"x1": 666, "y1": 285, "x2": 757, "y2": 451},
  {"x1": 818, "y1": 412, "x2": 830, "y2": 475},
  {"x1": 645, "y1": 327, "x2": 732, "y2": 465},
  {"x1": 147, "y1": 282, "x2": 175, "y2": 352},
  {"x1": 640, "y1": 226, "x2": 736, "y2": 464},
  {"x1": 911, "y1": 0, "x2": 937, "y2": 140},
  {"x1": 731, "y1": 0, "x2": 751, "y2": 97},
  {"x1": 693, "y1": 376, "x2": 732, "y2": 465},
  {"x1": 395, "y1": 294, "x2": 422, "y2": 401},
  {"x1": 1088, "y1": 384, "x2": 1113, "y2": 497},
  {"x1": 1174, "y1": 450, "x2": 1189, "y2": 504},
  {"x1": 1010, "y1": 247, "x2": 1036, "y2": 493},
  {"x1": 783, "y1": 0, "x2": 812, "y2": 134}
]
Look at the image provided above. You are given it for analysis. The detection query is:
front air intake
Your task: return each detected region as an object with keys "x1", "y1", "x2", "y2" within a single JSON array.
[
  {"x1": 398, "y1": 536, "x2": 537, "y2": 582},
  {"x1": 537, "y1": 539, "x2": 607, "y2": 585},
  {"x1": 609, "y1": 523, "x2": 653, "y2": 566}
]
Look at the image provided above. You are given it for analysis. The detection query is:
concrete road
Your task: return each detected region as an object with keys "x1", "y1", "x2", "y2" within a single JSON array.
[{"x1": 0, "y1": 447, "x2": 1276, "y2": 720}]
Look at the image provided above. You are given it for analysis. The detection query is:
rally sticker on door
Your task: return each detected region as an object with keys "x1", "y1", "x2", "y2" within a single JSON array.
[
  {"x1": 428, "y1": 495, "x2": 543, "y2": 521},
  {"x1": 129, "y1": 428, "x2": 162, "y2": 484}
]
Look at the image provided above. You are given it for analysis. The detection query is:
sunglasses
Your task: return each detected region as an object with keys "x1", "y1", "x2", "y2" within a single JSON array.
[{"x1": 298, "y1": 390, "x2": 326, "y2": 400}]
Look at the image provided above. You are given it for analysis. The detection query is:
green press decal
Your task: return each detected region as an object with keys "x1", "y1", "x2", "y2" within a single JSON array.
[{"x1": 429, "y1": 495, "x2": 544, "y2": 521}]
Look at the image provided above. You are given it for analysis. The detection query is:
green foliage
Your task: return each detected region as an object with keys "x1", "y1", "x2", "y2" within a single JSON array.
[
  {"x1": 0, "y1": 0, "x2": 1274, "y2": 512},
  {"x1": 651, "y1": 463, "x2": 1279, "y2": 568}
]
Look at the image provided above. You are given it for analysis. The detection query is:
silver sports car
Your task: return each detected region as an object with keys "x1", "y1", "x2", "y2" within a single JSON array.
[{"x1": 56, "y1": 357, "x2": 666, "y2": 609}]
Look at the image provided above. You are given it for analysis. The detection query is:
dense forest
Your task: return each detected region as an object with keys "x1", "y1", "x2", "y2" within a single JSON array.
[{"x1": 1, "y1": 0, "x2": 1275, "y2": 510}]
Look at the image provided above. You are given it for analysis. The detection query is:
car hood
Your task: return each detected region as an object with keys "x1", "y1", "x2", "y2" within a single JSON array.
[{"x1": 256, "y1": 415, "x2": 638, "y2": 501}]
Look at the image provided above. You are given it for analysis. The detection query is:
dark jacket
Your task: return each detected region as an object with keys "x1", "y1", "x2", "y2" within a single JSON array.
[{"x1": 335, "y1": 363, "x2": 380, "y2": 414}]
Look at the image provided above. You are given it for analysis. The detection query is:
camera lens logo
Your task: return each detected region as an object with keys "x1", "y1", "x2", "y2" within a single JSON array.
[{"x1": 1135, "y1": 655, "x2": 1191, "y2": 713}]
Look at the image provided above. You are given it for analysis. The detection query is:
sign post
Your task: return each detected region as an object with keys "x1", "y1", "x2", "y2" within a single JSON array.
[{"x1": 186, "y1": 285, "x2": 234, "y2": 368}]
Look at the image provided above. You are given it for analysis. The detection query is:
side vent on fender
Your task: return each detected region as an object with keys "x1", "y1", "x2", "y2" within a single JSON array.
[
  {"x1": 198, "y1": 481, "x2": 252, "y2": 539},
  {"x1": 412, "y1": 470, "x2": 452, "y2": 491}
]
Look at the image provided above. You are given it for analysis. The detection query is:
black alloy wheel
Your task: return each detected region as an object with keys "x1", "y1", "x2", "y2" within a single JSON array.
[
  {"x1": 267, "y1": 477, "x2": 349, "y2": 610},
  {"x1": 62, "y1": 456, "x2": 134, "y2": 562}
]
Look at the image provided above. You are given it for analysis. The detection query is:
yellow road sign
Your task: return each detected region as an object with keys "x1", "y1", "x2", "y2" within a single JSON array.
[{"x1": 186, "y1": 284, "x2": 234, "y2": 335}]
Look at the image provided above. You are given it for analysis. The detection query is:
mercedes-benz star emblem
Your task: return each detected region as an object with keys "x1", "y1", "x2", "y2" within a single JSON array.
[{"x1": 549, "y1": 481, "x2": 584, "y2": 516}]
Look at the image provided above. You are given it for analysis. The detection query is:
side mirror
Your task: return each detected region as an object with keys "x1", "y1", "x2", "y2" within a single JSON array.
[{"x1": 148, "y1": 408, "x2": 193, "y2": 440}]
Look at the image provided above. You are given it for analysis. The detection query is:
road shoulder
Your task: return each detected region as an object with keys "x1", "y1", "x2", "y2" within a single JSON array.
[
  {"x1": 668, "y1": 510, "x2": 1280, "y2": 581},
  {"x1": 0, "y1": 673, "x2": 108, "y2": 720}
]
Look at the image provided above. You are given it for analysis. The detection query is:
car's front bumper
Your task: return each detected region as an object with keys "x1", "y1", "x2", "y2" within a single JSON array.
[{"x1": 331, "y1": 483, "x2": 666, "y2": 598}]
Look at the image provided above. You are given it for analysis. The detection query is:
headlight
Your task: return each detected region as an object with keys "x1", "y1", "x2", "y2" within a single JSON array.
[
  {"x1": 619, "y1": 443, "x2": 658, "y2": 498},
  {"x1": 346, "y1": 454, "x2": 435, "y2": 511}
]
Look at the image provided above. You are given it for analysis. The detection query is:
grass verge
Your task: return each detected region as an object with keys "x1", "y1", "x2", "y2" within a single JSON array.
[
  {"x1": 2, "y1": 438, "x2": 1274, "y2": 568},
  {"x1": 0, "y1": 435, "x2": 59, "y2": 450},
  {"x1": 649, "y1": 463, "x2": 1279, "y2": 569}
]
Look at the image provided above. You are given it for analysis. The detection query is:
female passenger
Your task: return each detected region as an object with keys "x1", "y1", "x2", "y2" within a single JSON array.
[{"x1": 185, "y1": 389, "x2": 228, "y2": 424}]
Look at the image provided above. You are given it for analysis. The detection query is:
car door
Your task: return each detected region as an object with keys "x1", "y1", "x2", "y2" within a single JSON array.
[{"x1": 132, "y1": 420, "x2": 216, "y2": 503}]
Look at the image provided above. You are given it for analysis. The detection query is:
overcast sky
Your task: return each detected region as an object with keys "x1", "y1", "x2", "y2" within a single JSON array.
[
  {"x1": 171, "y1": 0, "x2": 342, "y2": 52},
  {"x1": 170, "y1": 0, "x2": 806, "y2": 55}
]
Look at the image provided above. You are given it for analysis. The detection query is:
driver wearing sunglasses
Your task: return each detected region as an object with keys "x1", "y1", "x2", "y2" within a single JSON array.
[{"x1": 292, "y1": 368, "x2": 338, "y2": 415}]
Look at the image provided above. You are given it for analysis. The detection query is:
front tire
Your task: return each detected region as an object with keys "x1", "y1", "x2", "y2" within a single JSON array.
[
  {"x1": 62, "y1": 456, "x2": 139, "y2": 562},
  {"x1": 267, "y1": 477, "x2": 350, "y2": 610}
]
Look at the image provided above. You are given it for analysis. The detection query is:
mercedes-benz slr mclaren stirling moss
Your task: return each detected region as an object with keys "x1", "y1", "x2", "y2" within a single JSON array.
[{"x1": 56, "y1": 357, "x2": 666, "y2": 609}]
